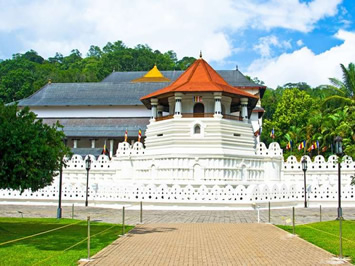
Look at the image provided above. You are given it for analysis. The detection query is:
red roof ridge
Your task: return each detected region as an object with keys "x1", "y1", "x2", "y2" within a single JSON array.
[{"x1": 202, "y1": 59, "x2": 213, "y2": 82}]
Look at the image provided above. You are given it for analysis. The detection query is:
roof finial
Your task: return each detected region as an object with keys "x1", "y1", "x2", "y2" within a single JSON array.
[
  {"x1": 48, "y1": 79, "x2": 52, "y2": 84},
  {"x1": 236, "y1": 65, "x2": 238, "y2": 71},
  {"x1": 199, "y1": 50, "x2": 202, "y2": 59}
]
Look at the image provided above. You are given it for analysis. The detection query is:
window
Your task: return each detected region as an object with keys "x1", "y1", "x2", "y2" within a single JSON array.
[
  {"x1": 193, "y1": 103, "x2": 204, "y2": 113},
  {"x1": 194, "y1": 125, "x2": 201, "y2": 134}
]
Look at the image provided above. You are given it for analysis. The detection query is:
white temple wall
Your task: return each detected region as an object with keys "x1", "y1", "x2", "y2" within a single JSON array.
[
  {"x1": 145, "y1": 118, "x2": 257, "y2": 156},
  {"x1": 1, "y1": 142, "x2": 353, "y2": 207},
  {"x1": 29, "y1": 105, "x2": 151, "y2": 118}
]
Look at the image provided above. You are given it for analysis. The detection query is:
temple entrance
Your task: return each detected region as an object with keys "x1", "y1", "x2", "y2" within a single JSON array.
[{"x1": 193, "y1": 103, "x2": 204, "y2": 114}]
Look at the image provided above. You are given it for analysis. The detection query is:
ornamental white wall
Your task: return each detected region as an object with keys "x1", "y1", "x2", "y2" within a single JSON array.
[{"x1": 0, "y1": 142, "x2": 354, "y2": 207}]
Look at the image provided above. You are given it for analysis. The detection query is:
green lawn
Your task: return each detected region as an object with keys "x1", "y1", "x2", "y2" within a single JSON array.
[
  {"x1": 278, "y1": 220, "x2": 355, "y2": 264},
  {"x1": 0, "y1": 217, "x2": 134, "y2": 266}
]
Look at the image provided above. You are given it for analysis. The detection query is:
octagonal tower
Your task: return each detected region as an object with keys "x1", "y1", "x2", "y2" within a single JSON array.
[{"x1": 140, "y1": 56, "x2": 259, "y2": 156}]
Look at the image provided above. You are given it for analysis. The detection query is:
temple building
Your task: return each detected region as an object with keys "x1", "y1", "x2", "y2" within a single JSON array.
[
  {"x1": 17, "y1": 56, "x2": 265, "y2": 156},
  {"x1": 2, "y1": 55, "x2": 354, "y2": 208}
]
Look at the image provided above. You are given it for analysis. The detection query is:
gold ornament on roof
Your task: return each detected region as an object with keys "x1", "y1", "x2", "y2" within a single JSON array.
[{"x1": 131, "y1": 65, "x2": 170, "y2": 83}]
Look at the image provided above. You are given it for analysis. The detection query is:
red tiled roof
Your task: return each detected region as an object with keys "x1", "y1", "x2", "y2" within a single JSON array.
[{"x1": 141, "y1": 58, "x2": 258, "y2": 100}]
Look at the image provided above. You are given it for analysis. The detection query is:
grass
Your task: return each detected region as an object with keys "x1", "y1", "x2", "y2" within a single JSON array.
[
  {"x1": 278, "y1": 220, "x2": 355, "y2": 264},
  {"x1": 0, "y1": 217, "x2": 134, "y2": 266}
]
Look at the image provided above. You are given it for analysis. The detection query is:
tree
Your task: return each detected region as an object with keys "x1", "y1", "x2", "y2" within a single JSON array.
[
  {"x1": 176, "y1": 56, "x2": 196, "y2": 70},
  {"x1": 283, "y1": 82, "x2": 311, "y2": 91},
  {"x1": 271, "y1": 88, "x2": 315, "y2": 133},
  {"x1": 323, "y1": 63, "x2": 355, "y2": 107},
  {"x1": 87, "y1": 45, "x2": 103, "y2": 58},
  {"x1": 0, "y1": 103, "x2": 70, "y2": 192}
]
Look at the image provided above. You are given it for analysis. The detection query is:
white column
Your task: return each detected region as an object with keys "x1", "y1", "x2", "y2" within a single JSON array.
[
  {"x1": 109, "y1": 139, "x2": 114, "y2": 158},
  {"x1": 157, "y1": 105, "x2": 164, "y2": 117},
  {"x1": 174, "y1": 93, "x2": 183, "y2": 118},
  {"x1": 241, "y1": 97, "x2": 249, "y2": 123},
  {"x1": 91, "y1": 139, "x2": 96, "y2": 148},
  {"x1": 73, "y1": 139, "x2": 78, "y2": 148},
  {"x1": 151, "y1": 98, "x2": 158, "y2": 119},
  {"x1": 213, "y1": 92, "x2": 223, "y2": 118}
]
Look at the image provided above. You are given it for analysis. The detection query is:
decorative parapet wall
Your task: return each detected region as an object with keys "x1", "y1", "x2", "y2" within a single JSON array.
[
  {"x1": 0, "y1": 142, "x2": 353, "y2": 207},
  {"x1": 282, "y1": 154, "x2": 354, "y2": 185},
  {"x1": 116, "y1": 141, "x2": 145, "y2": 156},
  {"x1": 256, "y1": 142, "x2": 283, "y2": 157}
]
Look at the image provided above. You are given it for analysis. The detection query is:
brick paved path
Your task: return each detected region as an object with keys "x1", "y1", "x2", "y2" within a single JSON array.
[
  {"x1": 1, "y1": 204, "x2": 355, "y2": 225},
  {"x1": 83, "y1": 223, "x2": 350, "y2": 266}
]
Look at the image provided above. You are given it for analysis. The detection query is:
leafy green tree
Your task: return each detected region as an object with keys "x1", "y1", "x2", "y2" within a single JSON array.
[
  {"x1": 176, "y1": 56, "x2": 196, "y2": 70},
  {"x1": 260, "y1": 87, "x2": 284, "y2": 120},
  {"x1": 283, "y1": 82, "x2": 311, "y2": 91},
  {"x1": 323, "y1": 63, "x2": 355, "y2": 107},
  {"x1": 87, "y1": 45, "x2": 103, "y2": 58},
  {"x1": 273, "y1": 88, "x2": 315, "y2": 132},
  {"x1": 0, "y1": 41, "x2": 194, "y2": 104},
  {"x1": 0, "y1": 103, "x2": 70, "y2": 192}
]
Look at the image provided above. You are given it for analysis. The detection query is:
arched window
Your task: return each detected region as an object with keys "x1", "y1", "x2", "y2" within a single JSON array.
[
  {"x1": 194, "y1": 124, "x2": 201, "y2": 134},
  {"x1": 193, "y1": 103, "x2": 204, "y2": 113}
]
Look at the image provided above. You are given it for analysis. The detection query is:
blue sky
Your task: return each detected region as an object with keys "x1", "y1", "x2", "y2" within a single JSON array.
[{"x1": 0, "y1": 0, "x2": 355, "y2": 88}]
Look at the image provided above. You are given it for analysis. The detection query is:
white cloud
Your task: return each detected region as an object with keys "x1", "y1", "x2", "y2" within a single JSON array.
[
  {"x1": 0, "y1": 0, "x2": 343, "y2": 62},
  {"x1": 246, "y1": 0, "x2": 342, "y2": 32},
  {"x1": 296, "y1": 40, "x2": 304, "y2": 46},
  {"x1": 247, "y1": 29, "x2": 355, "y2": 88},
  {"x1": 253, "y1": 35, "x2": 291, "y2": 57}
]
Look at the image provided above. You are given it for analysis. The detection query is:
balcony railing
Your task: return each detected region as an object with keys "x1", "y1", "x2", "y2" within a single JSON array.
[
  {"x1": 155, "y1": 113, "x2": 243, "y2": 122},
  {"x1": 155, "y1": 114, "x2": 174, "y2": 121},
  {"x1": 222, "y1": 114, "x2": 243, "y2": 121},
  {"x1": 181, "y1": 113, "x2": 214, "y2": 118}
]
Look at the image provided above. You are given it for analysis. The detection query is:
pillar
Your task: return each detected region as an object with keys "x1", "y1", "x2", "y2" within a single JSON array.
[
  {"x1": 157, "y1": 105, "x2": 164, "y2": 117},
  {"x1": 151, "y1": 98, "x2": 158, "y2": 119},
  {"x1": 73, "y1": 139, "x2": 78, "y2": 148},
  {"x1": 214, "y1": 92, "x2": 222, "y2": 118},
  {"x1": 109, "y1": 139, "x2": 114, "y2": 158},
  {"x1": 90, "y1": 139, "x2": 96, "y2": 148},
  {"x1": 174, "y1": 93, "x2": 183, "y2": 117},
  {"x1": 241, "y1": 97, "x2": 248, "y2": 123}
]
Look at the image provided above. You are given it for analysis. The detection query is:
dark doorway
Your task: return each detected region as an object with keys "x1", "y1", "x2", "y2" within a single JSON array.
[{"x1": 193, "y1": 103, "x2": 204, "y2": 113}]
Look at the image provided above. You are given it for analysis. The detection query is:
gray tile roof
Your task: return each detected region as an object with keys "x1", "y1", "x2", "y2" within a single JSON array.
[
  {"x1": 71, "y1": 148, "x2": 103, "y2": 157},
  {"x1": 101, "y1": 70, "x2": 184, "y2": 83},
  {"x1": 18, "y1": 82, "x2": 167, "y2": 106},
  {"x1": 18, "y1": 70, "x2": 263, "y2": 107},
  {"x1": 42, "y1": 118, "x2": 149, "y2": 137}
]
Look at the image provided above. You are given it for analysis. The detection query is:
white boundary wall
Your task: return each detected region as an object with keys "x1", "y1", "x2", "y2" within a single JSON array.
[{"x1": 1, "y1": 142, "x2": 354, "y2": 208}]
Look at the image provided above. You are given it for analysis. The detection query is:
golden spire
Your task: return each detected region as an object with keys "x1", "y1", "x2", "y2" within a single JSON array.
[{"x1": 131, "y1": 65, "x2": 170, "y2": 83}]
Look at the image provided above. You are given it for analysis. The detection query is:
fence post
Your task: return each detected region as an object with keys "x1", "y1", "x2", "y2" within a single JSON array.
[
  {"x1": 72, "y1": 204, "x2": 74, "y2": 219},
  {"x1": 268, "y1": 201, "x2": 271, "y2": 223},
  {"x1": 140, "y1": 201, "x2": 143, "y2": 223},
  {"x1": 292, "y1": 207, "x2": 295, "y2": 235},
  {"x1": 87, "y1": 216, "x2": 91, "y2": 260},
  {"x1": 320, "y1": 205, "x2": 322, "y2": 222},
  {"x1": 122, "y1": 206, "x2": 125, "y2": 235}
]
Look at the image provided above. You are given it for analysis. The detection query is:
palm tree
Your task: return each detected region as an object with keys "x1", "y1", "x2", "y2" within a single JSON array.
[{"x1": 323, "y1": 63, "x2": 355, "y2": 107}]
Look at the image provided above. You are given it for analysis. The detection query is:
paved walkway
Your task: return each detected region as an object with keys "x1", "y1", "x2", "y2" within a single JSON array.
[
  {"x1": 1, "y1": 204, "x2": 355, "y2": 225},
  {"x1": 82, "y1": 223, "x2": 350, "y2": 265},
  {"x1": 1, "y1": 204, "x2": 352, "y2": 265}
]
